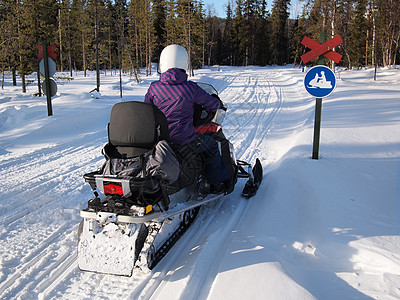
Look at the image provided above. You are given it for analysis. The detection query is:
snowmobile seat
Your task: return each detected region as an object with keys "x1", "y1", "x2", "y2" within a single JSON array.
[
  {"x1": 84, "y1": 101, "x2": 173, "y2": 211},
  {"x1": 107, "y1": 101, "x2": 170, "y2": 158}
]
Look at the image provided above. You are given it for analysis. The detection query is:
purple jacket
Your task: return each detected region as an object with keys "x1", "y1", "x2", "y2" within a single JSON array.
[{"x1": 144, "y1": 68, "x2": 220, "y2": 145}]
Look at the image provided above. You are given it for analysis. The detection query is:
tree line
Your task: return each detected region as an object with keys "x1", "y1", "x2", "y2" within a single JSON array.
[{"x1": 0, "y1": 0, "x2": 399, "y2": 92}]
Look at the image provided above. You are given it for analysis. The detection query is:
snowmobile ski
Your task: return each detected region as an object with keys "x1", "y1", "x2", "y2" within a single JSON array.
[{"x1": 241, "y1": 158, "x2": 263, "y2": 198}]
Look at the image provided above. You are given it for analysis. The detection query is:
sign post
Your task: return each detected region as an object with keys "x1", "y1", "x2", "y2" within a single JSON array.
[
  {"x1": 302, "y1": 33, "x2": 341, "y2": 159},
  {"x1": 313, "y1": 98, "x2": 322, "y2": 159},
  {"x1": 38, "y1": 41, "x2": 57, "y2": 116},
  {"x1": 43, "y1": 40, "x2": 52, "y2": 116}
]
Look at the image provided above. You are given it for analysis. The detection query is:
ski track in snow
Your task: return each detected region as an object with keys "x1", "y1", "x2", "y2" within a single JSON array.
[
  {"x1": 0, "y1": 102, "x2": 109, "y2": 299},
  {"x1": 0, "y1": 134, "x2": 106, "y2": 299}
]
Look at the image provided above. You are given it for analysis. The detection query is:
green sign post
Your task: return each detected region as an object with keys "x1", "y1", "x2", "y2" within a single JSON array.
[{"x1": 313, "y1": 32, "x2": 326, "y2": 160}]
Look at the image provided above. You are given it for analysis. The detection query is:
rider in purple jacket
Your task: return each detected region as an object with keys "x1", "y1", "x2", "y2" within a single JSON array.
[
  {"x1": 145, "y1": 67, "x2": 220, "y2": 145},
  {"x1": 144, "y1": 45, "x2": 231, "y2": 191}
]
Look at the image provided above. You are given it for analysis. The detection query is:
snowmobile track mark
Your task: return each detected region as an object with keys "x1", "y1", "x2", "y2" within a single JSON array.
[
  {"x1": 181, "y1": 197, "x2": 250, "y2": 300},
  {"x1": 35, "y1": 252, "x2": 78, "y2": 298},
  {"x1": 0, "y1": 223, "x2": 74, "y2": 298},
  {"x1": 222, "y1": 72, "x2": 283, "y2": 162},
  {"x1": 242, "y1": 86, "x2": 283, "y2": 161},
  {"x1": 0, "y1": 139, "x2": 104, "y2": 226}
]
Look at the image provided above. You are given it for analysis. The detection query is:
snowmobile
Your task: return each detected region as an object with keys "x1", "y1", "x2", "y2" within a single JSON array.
[{"x1": 77, "y1": 83, "x2": 263, "y2": 276}]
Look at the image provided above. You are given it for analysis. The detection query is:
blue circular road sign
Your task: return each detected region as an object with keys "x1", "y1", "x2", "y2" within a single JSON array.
[{"x1": 304, "y1": 65, "x2": 336, "y2": 98}]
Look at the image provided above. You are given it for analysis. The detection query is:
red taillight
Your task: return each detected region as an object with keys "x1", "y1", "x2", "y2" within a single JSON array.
[{"x1": 103, "y1": 183, "x2": 123, "y2": 195}]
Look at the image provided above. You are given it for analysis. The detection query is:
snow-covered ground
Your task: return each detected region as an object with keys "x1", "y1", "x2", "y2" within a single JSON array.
[{"x1": 0, "y1": 65, "x2": 399, "y2": 299}]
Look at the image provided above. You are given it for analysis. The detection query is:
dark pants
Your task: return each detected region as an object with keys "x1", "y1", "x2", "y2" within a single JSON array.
[{"x1": 190, "y1": 134, "x2": 231, "y2": 185}]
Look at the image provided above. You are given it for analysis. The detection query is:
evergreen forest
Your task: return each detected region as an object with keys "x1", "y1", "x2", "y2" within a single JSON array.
[{"x1": 0, "y1": 0, "x2": 399, "y2": 91}]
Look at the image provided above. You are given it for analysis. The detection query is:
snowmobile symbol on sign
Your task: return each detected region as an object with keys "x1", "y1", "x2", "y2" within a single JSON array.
[{"x1": 304, "y1": 65, "x2": 336, "y2": 98}]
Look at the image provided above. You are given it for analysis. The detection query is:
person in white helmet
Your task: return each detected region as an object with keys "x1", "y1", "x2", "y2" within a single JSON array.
[{"x1": 145, "y1": 44, "x2": 231, "y2": 193}]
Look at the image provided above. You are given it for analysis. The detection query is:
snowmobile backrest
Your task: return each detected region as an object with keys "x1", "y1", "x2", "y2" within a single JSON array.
[{"x1": 108, "y1": 101, "x2": 169, "y2": 158}]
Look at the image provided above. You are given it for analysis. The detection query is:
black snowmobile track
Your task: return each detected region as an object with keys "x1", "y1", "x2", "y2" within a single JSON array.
[{"x1": 146, "y1": 207, "x2": 200, "y2": 269}]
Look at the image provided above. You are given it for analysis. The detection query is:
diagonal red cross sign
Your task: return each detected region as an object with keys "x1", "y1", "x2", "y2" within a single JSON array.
[
  {"x1": 301, "y1": 35, "x2": 343, "y2": 64},
  {"x1": 38, "y1": 43, "x2": 57, "y2": 60}
]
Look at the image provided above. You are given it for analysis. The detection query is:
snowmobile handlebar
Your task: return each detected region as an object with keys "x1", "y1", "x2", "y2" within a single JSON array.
[{"x1": 193, "y1": 82, "x2": 226, "y2": 127}]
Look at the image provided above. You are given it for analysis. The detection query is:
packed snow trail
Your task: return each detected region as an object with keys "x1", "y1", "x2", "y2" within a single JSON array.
[{"x1": 1, "y1": 66, "x2": 399, "y2": 299}]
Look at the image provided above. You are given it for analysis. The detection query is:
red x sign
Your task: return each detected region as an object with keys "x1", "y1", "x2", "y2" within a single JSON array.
[
  {"x1": 38, "y1": 43, "x2": 57, "y2": 60},
  {"x1": 301, "y1": 35, "x2": 343, "y2": 64}
]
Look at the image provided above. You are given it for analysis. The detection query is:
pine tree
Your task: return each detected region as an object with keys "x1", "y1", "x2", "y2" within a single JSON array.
[
  {"x1": 70, "y1": 0, "x2": 91, "y2": 76},
  {"x1": 375, "y1": 0, "x2": 400, "y2": 66},
  {"x1": 153, "y1": 0, "x2": 167, "y2": 60},
  {"x1": 255, "y1": 0, "x2": 270, "y2": 66},
  {"x1": 19, "y1": 0, "x2": 58, "y2": 93},
  {"x1": 270, "y1": 0, "x2": 290, "y2": 65},
  {"x1": 128, "y1": 0, "x2": 154, "y2": 80},
  {"x1": 112, "y1": 0, "x2": 129, "y2": 75},
  {"x1": 164, "y1": 0, "x2": 205, "y2": 73},
  {"x1": 0, "y1": 0, "x2": 20, "y2": 86},
  {"x1": 233, "y1": 0, "x2": 246, "y2": 65},
  {"x1": 221, "y1": 1, "x2": 234, "y2": 65},
  {"x1": 348, "y1": 0, "x2": 368, "y2": 68},
  {"x1": 335, "y1": 0, "x2": 355, "y2": 68},
  {"x1": 204, "y1": 10, "x2": 223, "y2": 66},
  {"x1": 290, "y1": 16, "x2": 307, "y2": 66}
]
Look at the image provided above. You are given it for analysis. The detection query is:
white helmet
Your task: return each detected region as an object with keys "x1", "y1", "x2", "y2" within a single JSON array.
[{"x1": 159, "y1": 44, "x2": 189, "y2": 73}]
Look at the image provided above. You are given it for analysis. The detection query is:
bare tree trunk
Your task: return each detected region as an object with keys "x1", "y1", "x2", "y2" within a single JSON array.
[
  {"x1": 59, "y1": 8, "x2": 63, "y2": 72},
  {"x1": 134, "y1": 21, "x2": 140, "y2": 83},
  {"x1": 109, "y1": 27, "x2": 112, "y2": 74},
  {"x1": 82, "y1": 32, "x2": 86, "y2": 77},
  {"x1": 202, "y1": 17, "x2": 205, "y2": 68},
  {"x1": 393, "y1": 31, "x2": 400, "y2": 64},
  {"x1": 187, "y1": 1, "x2": 192, "y2": 76},
  {"x1": 330, "y1": 0, "x2": 337, "y2": 70},
  {"x1": 12, "y1": 68, "x2": 17, "y2": 86},
  {"x1": 36, "y1": 63, "x2": 41, "y2": 96},
  {"x1": 68, "y1": 12, "x2": 72, "y2": 77},
  {"x1": 69, "y1": 43, "x2": 72, "y2": 77},
  {"x1": 21, "y1": 73, "x2": 26, "y2": 93},
  {"x1": 95, "y1": 2, "x2": 100, "y2": 91},
  {"x1": 366, "y1": 28, "x2": 370, "y2": 66},
  {"x1": 372, "y1": 0, "x2": 376, "y2": 66},
  {"x1": 147, "y1": 23, "x2": 152, "y2": 75},
  {"x1": 146, "y1": 22, "x2": 149, "y2": 76}
]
